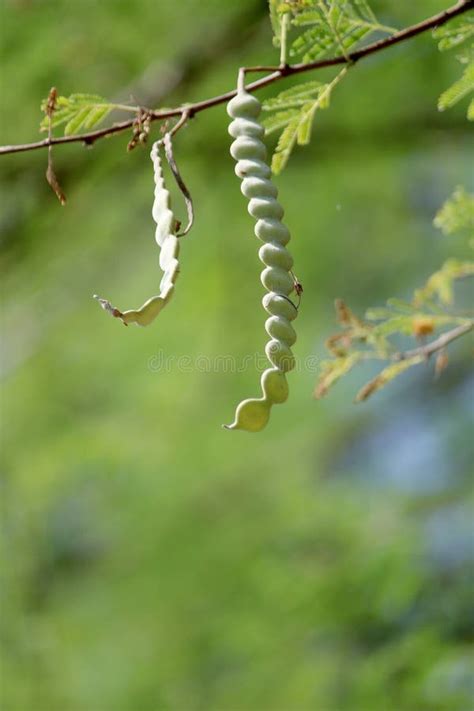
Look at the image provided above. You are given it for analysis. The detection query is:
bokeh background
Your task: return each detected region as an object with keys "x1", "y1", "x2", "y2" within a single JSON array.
[{"x1": 1, "y1": 1, "x2": 473, "y2": 709}]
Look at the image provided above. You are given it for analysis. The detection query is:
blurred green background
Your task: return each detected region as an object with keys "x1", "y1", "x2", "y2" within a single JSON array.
[{"x1": 1, "y1": 1, "x2": 473, "y2": 709}]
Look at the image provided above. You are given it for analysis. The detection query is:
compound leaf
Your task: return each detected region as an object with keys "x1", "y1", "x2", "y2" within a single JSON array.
[
  {"x1": 40, "y1": 93, "x2": 116, "y2": 134},
  {"x1": 434, "y1": 186, "x2": 474, "y2": 237},
  {"x1": 290, "y1": 0, "x2": 395, "y2": 63},
  {"x1": 264, "y1": 74, "x2": 345, "y2": 173},
  {"x1": 438, "y1": 60, "x2": 474, "y2": 114},
  {"x1": 433, "y1": 13, "x2": 474, "y2": 51}
]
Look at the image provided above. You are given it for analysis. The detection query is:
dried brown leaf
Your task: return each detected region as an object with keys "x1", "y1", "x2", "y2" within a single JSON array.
[
  {"x1": 314, "y1": 353, "x2": 361, "y2": 399},
  {"x1": 355, "y1": 355, "x2": 425, "y2": 402},
  {"x1": 335, "y1": 298, "x2": 351, "y2": 325},
  {"x1": 435, "y1": 350, "x2": 449, "y2": 378},
  {"x1": 46, "y1": 152, "x2": 66, "y2": 205}
]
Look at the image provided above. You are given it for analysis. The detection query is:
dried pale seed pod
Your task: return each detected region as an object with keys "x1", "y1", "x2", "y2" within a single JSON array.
[
  {"x1": 94, "y1": 140, "x2": 180, "y2": 326},
  {"x1": 224, "y1": 87, "x2": 298, "y2": 432}
]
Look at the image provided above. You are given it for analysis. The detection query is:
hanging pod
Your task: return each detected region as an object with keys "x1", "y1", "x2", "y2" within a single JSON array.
[
  {"x1": 225, "y1": 86, "x2": 299, "y2": 432},
  {"x1": 94, "y1": 135, "x2": 193, "y2": 326}
]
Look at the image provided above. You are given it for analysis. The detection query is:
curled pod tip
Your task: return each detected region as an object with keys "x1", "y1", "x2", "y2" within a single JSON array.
[{"x1": 95, "y1": 140, "x2": 180, "y2": 327}]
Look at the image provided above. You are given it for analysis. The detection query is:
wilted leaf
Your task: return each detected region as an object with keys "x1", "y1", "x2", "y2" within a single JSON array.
[
  {"x1": 43, "y1": 87, "x2": 66, "y2": 205},
  {"x1": 335, "y1": 298, "x2": 352, "y2": 325},
  {"x1": 46, "y1": 155, "x2": 67, "y2": 206},
  {"x1": 411, "y1": 316, "x2": 435, "y2": 338},
  {"x1": 414, "y1": 259, "x2": 474, "y2": 306},
  {"x1": 335, "y1": 298, "x2": 365, "y2": 327},
  {"x1": 325, "y1": 332, "x2": 353, "y2": 356},
  {"x1": 355, "y1": 355, "x2": 425, "y2": 402},
  {"x1": 435, "y1": 350, "x2": 449, "y2": 378},
  {"x1": 314, "y1": 352, "x2": 362, "y2": 398}
]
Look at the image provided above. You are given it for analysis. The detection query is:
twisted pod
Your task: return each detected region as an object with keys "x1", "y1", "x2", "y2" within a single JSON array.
[
  {"x1": 225, "y1": 85, "x2": 298, "y2": 432},
  {"x1": 94, "y1": 139, "x2": 180, "y2": 326}
]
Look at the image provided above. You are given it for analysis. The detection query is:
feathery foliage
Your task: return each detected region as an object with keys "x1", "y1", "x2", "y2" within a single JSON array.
[
  {"x1": 438, "y1": 56, "x2": 474, "y2": 114},
  {"x1": 287, "y1": 0, "x2": 395, "y2": 63},
  {"x1": 315, "y1": 14, "x2": 474, "y2": 402},
  {"x1": 432, "y1": 12, "x2": 474, "y2": 51},
  {"x1": 315, "y1": 192, "x2": 474, "y2": 401},
  {"x1": 315, "y1": 295, "x2": 473, "y2": 402},
  {"x1": 433, "y1": 11, "x2": 474, "y2": 119},
  {"x1": 263, "y1": 0, "x2": 395, "y2": 174},
  {"x1": 268, "y1": 0, "x2": 284, "y2": 47},
  {"x1": 262, "y1": 71, "x2": 346, "y2": 173},
  {"x1": 39, "y1": 93, "x2": 135, "y2": 135},
  {"x1": 434, "y1": 185, "x2": 474, "y2": 238}
]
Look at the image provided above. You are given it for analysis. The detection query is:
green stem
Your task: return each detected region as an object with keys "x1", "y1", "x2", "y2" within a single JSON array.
[
  {"x1": 110, "y1": 103, "x2": 142, "y2": 113},
  {"x1": 280, "y1": 12, "x2": 291, "y2": 66}
]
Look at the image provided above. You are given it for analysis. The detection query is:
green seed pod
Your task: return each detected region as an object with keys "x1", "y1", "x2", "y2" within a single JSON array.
[
  {"x1": 224, "y1": 87, "x2": 298, "y2": 432},
  {"x1": 94, "y1": 140, "x2": 180, "y2": 326}
]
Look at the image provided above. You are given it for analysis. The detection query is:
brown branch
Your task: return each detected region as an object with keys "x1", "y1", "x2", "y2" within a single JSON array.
[
  {"x1": 353, "y1": 321, "x2": 473, "y2": 401},
  {"x1": 0, "y1": 0, "x2": 472, "y2": 156},
  {"x1": 395, "y1": 321, "x2": 473, "y2": 361}
]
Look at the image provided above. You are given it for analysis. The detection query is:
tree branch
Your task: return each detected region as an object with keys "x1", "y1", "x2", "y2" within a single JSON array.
[
  {"x1": 395, "y1": 321, "x2": 473, "y2": 361},
  {"x1": 0, "y1": 0, "x2": 472, "y2": 156}
]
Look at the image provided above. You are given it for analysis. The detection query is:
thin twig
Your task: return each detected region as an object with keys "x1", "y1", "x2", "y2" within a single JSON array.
[
  {"x1": 394, "y1": 321, "x2": 473, "y2": 361},
  {"x1": 0, "y1": 0, "x2": 472, "y2": 156},
  {"x1": 168, "y1": 110, "x2": 190, "y2": 137}
]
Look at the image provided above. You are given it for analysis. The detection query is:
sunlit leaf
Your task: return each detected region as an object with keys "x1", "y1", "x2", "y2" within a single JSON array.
[
  {"x1": 262, "y1": 80, "x2": 323, "y2": 110},
  {"x1": 438, "y1": 60, "x2": 474, "y2": 114},
  {"x1": 263, "y1": 108, "x2": 301, "y2": 135},
  {"x1": 468, "y1": 97, "x2": 474, "y2": 120},
  {"x1": 40, "y1": 93, "x2": 117, "y2": 135},
  {"x1": 271, "y1": 113, "x2": 303, "y2": 174},
  {"x1": 289, "y1": 0, "x2": 395, "y2": 63},
  {"x1": 265, "y1": 73, "x2": 346, "y2": 173},
  {"x1": 433, "y1": 13, "x2": 474, "y2": 51},
  {"x1": 268, "y1": 0, "x2": 282, "y2": 46}
]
